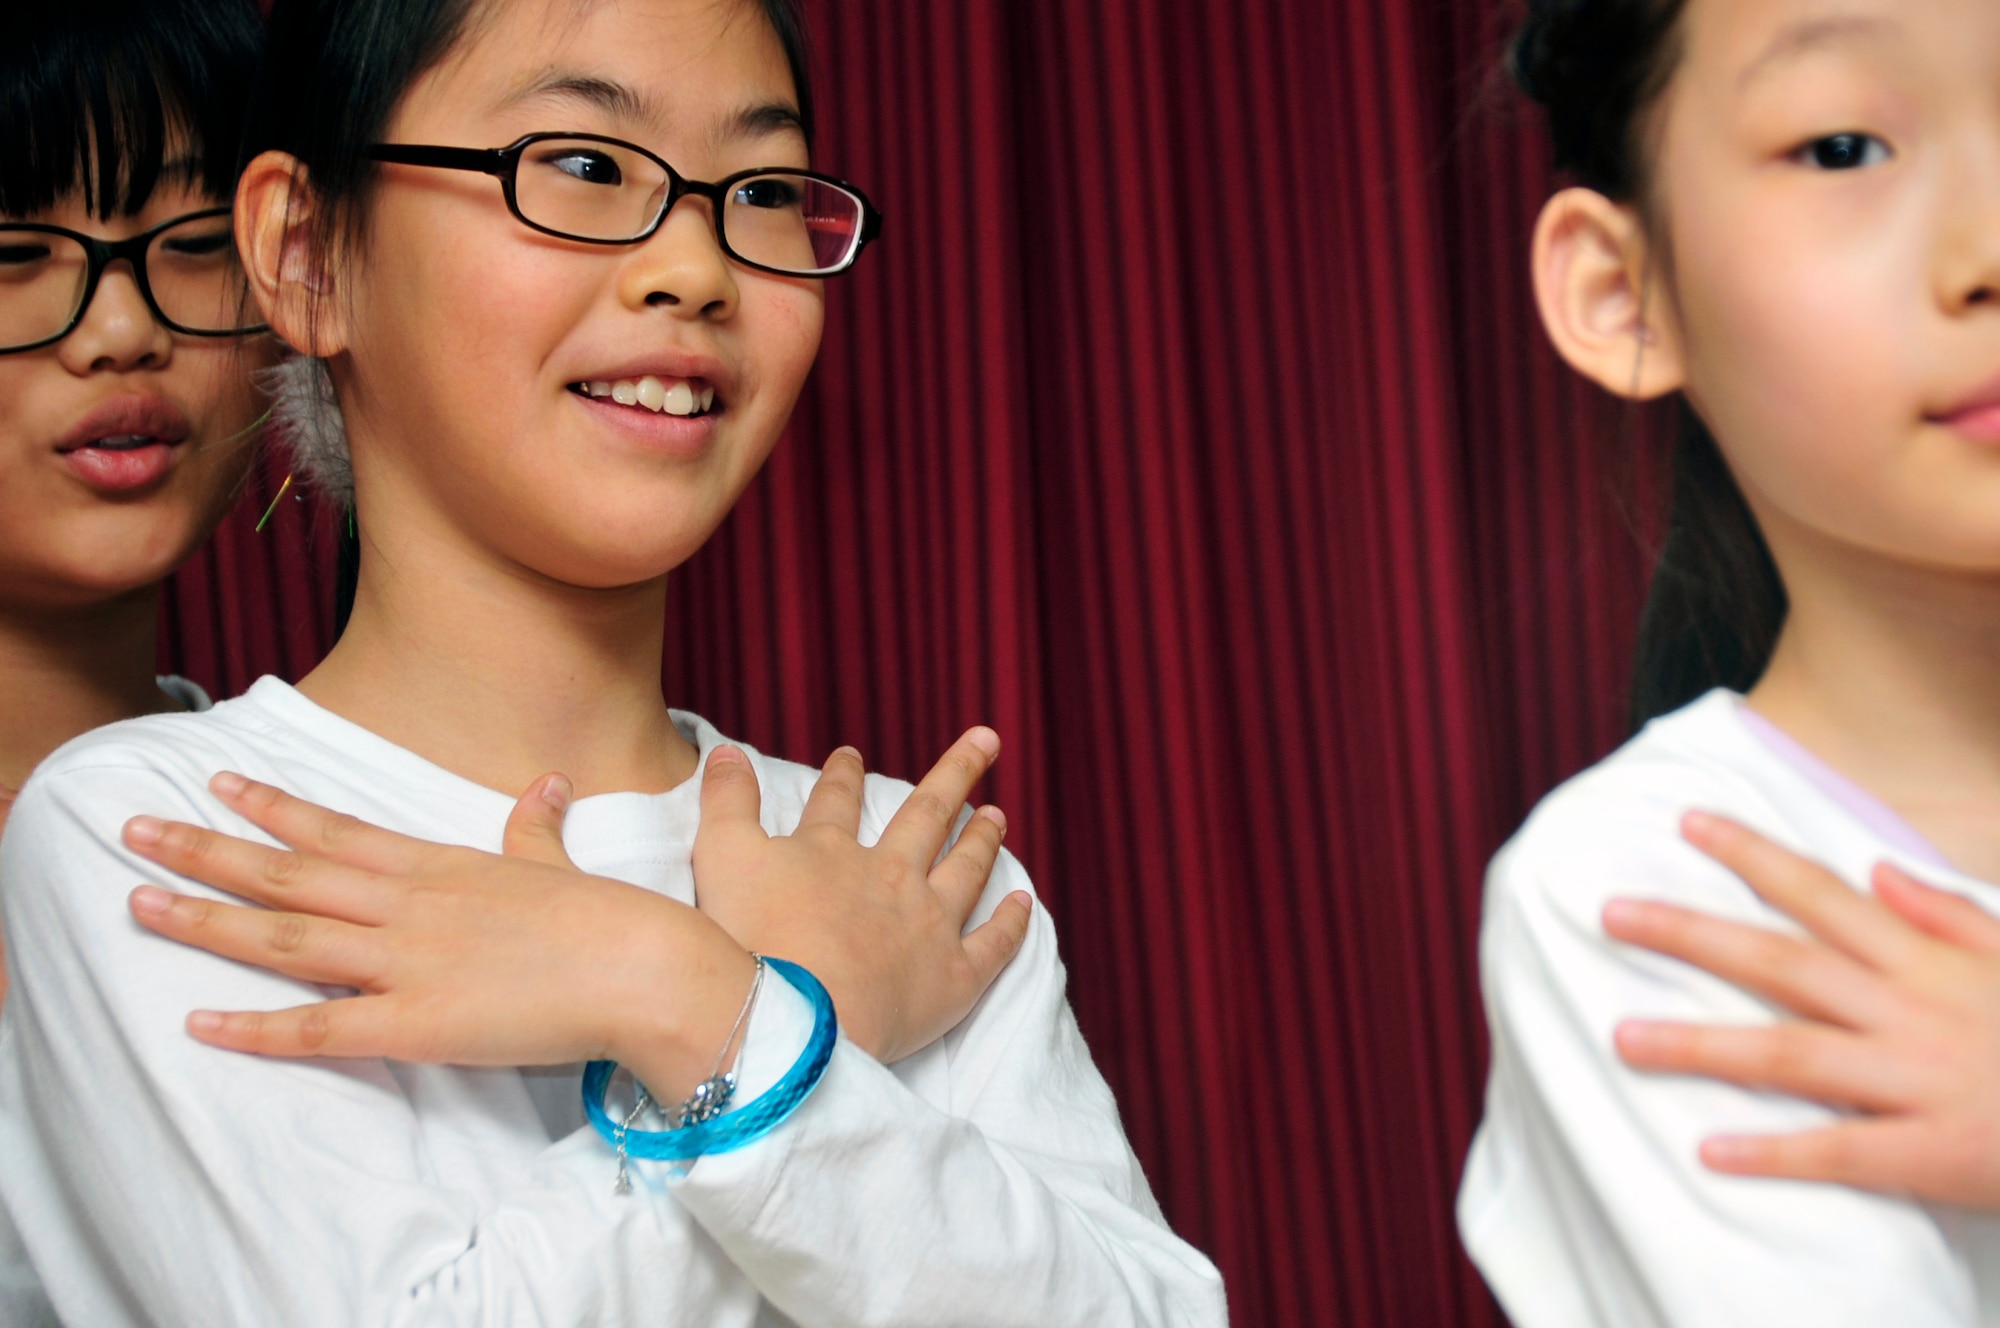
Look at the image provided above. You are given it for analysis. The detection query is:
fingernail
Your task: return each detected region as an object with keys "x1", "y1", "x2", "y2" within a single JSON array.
[
  {"x1": 978, "y1": 805, "x2": 1008, "y2": 838},
  {"x1": 1682, "y1": 810, "x2": 1720, "y2": 841},
  {"x1": 1612, "y1": 1020, "x2": 1658, "y2": 1053},
  {"x1": 541, "y1": 774, "x2": 573, "y2": 811},
  {"x1": 131, "y1": 885, "x2": 174, "y2": 915},
  {"x1": 125, "y1": 816, "x2": 164, "y2": 847},
  {"x1": 187, "y1": 1011, "x2": 223, "y2": 1035},
  {"x1": 211, "y1": 771, "x2": 248, "y2": 798},
  {"x1": 1701, "y1": 1136, "x2": 1755, "y2": 1167},
  {"x1": 967, "y1": 727, "x2": 1000, "y2": 759},
  {"x1": 1602, "y1": 899, "x2": 1642, "y2": 931},
  {"x1": 835, "y1": 746, "x2": 862, "y2": 762},
  {"x1": 709, "y1": 746, "x2": 744, "y2": 767}
]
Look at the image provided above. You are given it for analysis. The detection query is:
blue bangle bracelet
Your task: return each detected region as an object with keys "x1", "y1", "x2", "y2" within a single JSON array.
[{"x1": 583, "y1": 956, "x2": 837, "y2": 1163}]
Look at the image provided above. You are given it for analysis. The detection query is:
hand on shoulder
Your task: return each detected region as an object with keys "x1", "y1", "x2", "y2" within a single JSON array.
[
  {"x1": 692, "y1": 730, "x2": 1035, "y2": 1064},
  {"x1": 1608, "y1": 812, "x2": 2000, "y2": 1208}
]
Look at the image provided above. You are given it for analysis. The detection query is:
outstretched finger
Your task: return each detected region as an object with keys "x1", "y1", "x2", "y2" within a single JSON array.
[
  {"x1": 878, "y1": 728, "x2": 1000, "y2": 866},
  {"x1": 185, "y1": 994, "x2": 401, "y2": 1061},
  {"x1": 502, "y1": 774, "x2": 578, "y2": 868},
  {"x1": 931, "y1": 806, "x2": 1007, "y2": 918},
  {"x1": 797, "y1": 747, "x2": 866, "y2": 834},
  {"x1": 124, "y1": 816, "x2": 393, "y2": 924},
  {"x1": 1682, "y1": 812, "x2": 1922, "y2": 974},
  {"x1": 1603, "y1": 897, "x2": 1889, "y2": 1029},
  {"x1": 696, "y1": 747, "x2": 769, "y2": 852},
  {"x1": 1613, "y1": 1017, "x2": 1913, "y2": 1114},
  {"x1": 1874, "y1": 862, "x2": 2000, "y2": 957},
  {"x1": 210, "y1": 773, "x2": 427, "y2": 875},
  {"x1": 130, "y1": 885, "x2": 385, "y2": 989},
  {"x1": 1700, "y1": 1119, "x2": 2000, "y2": 1207},
  {"x1": 960, "y1": 890, "x2": 1034, "y2": 991}
]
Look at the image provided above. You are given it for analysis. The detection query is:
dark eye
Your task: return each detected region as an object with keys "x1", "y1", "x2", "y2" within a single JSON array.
[
  {"x1": 160, "y1": 230, "x2": 233, "y2": 258},
  {"x1": 1800, "y1": 132, "x2": 1892, "y2": 171},
  {"x1": 0, "y1": 242, "x2": 52, "y2": 266},
  {"x1": 731, "y1": 178, "x2": 802, "y2": 210},
  {"x1": 545, "y1": 150, "x2": 624, "y2": 186}
]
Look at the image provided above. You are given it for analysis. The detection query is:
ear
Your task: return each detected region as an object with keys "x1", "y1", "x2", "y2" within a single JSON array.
[
  {"x1": 1530, "y1": 187, "x2": 1684, "y2": 400},
  {"x1": 236, "y1": 150, "x2": 349, "y2": 358}
]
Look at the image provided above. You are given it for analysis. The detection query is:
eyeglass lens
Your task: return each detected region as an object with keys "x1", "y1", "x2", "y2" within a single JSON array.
[
  {"x1": 513, "y1": 138, "x2": 865, "y2": 273},
  {"x1": 0, "y1": 213, "x2": 257, "y2": 353}
]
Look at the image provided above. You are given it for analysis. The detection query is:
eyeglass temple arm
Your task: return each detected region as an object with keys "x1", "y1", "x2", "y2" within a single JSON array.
[{"x1": 366, "y1": 144, "x2": 512, "y2": 176}]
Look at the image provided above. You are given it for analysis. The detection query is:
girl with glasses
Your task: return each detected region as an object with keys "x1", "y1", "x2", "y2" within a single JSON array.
[
  {"x1": 0, "y1": 0, "x2": 1227, "y2": 1323},
  {"x1": 1459, "y1": 0, "x2": 2000, "y2": 1323},
  {"x1": 0, "y1": 0, "x2": 271, "y2": 1001},
  {"x1": 0, "y1": 0, "x2": 269, "y2": 1320}
]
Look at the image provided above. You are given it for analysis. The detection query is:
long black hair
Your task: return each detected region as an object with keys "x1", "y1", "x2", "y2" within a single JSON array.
[
  {"x1": 2, "y1": 0, "x2": 263, "y2": 220},
  {"x1": 1512, "y1": 0, "x2": 1789, "y2": 729},
  {"x1": 247, "y1": 0, "x2": 817, "y2": 636}
]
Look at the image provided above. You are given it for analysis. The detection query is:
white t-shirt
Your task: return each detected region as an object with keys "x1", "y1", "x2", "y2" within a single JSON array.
[
  {"x1": 1460, "y1": 690, "x2": 2000, "y2": 1327},
  {"x1": 0, "y1": 677, "x2": 1224, "y2": 1327}
]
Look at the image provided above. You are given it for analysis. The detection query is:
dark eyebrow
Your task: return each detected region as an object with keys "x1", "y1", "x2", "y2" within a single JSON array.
[
  {"x1": 500, "y1": 71, "x2": 665, "y2": 131},
  {"x1": 1739, "y1": 14, "x2": 1895, "y2": 89},
  {"x1": 721, "y1": 102, "x2": 807, "y2": 144}
]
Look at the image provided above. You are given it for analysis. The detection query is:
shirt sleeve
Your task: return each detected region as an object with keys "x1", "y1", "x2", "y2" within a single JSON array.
[
  {"x1": 1460, "y1": 790, "x2": 1985, "y2": 1328},
  {"x1": 668, "y1": 834, "x2": 1229, "y2": 1327},
  {"x1": 0, "y1": 761, "x2": 785, "y2": 1328}
]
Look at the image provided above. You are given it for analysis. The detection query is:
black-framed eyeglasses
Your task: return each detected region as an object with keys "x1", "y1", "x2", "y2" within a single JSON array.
[
  {"x1": 0, "y1": 207, "x2": 267, "y2": 356},
  {"x1": 366, "y1": 132, "x2": 883, "y2": 278}
]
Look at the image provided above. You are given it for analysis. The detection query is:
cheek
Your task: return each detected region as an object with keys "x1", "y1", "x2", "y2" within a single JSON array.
[
  {"x1": 1671, "y1": 202, "x2": 1936, "y2": 546},
  {"x1": 741, "y1": 285, "x2": 825, "y2": 427}
]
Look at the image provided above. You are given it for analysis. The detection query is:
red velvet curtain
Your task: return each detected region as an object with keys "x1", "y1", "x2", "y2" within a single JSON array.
[{"x1": 160, "y1": 2, "x2": 1663, "y2": 1323}]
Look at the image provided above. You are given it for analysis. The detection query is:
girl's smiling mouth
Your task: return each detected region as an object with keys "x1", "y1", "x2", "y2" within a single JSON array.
[{"x1": 569, "y1": 375, "x2": 718, "y2": 417}]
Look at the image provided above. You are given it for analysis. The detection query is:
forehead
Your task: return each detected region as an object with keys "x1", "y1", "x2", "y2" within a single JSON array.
[
  {"x1": 403, "y1": 0, "x2": 797, "y2": 144},
  {"x1": 1681, "y1": 0, "x2": 2000, "y2": 89}
]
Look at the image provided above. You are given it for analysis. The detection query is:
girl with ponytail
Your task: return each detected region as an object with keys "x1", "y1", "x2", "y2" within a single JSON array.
[{"x1": 1462, "y1": 0, "x2": 2000, "y2": 1321}]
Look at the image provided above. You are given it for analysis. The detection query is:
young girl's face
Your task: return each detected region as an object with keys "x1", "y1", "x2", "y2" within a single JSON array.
[
  {"x1": 1651, "y1": 0, "x2": 2000, "y2": 572},
  {"x1": 0, "y1": 180, "x2": 267, "y2": 613},
  {"x1": 322, "y1": 0, "x2": 824, "y2": 590}
]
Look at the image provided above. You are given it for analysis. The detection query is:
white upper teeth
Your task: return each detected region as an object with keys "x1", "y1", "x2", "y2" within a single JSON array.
[{"x1": 584, "y1": 377, "x2": 716, "y2": 417}]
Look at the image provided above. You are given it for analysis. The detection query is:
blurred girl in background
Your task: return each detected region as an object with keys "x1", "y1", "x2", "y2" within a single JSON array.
[{"x1": 1461, "y1": 0, "x2": 2000, "y2": 1322}]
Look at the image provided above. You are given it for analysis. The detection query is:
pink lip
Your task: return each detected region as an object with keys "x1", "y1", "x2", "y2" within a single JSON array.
[
  {"x1": 569, "y1": 351, "x2": 733, "y2": 397},
  {"x1": 571, "y1": 391, "x2": 721, "y2": 458},
  {"x1": 56, "y1": 396, "x2": 192, "y2": 453},
  {"x1": 55, "y1": 395, "x2": 193, "y2": 494},
  {"x1": 1928, "y1": 368, "x2": 2000, "y2": 443}
]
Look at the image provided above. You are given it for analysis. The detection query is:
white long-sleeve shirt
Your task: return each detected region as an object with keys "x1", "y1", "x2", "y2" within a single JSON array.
[
  {"x1": 1460, "y1": 689, "x2": 2000, "y2": 1327},
  {"x1": 0, "y1": 677, "x2": 1224, "y2": 1328}
]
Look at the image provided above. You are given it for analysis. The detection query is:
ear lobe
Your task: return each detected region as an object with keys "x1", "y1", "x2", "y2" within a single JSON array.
[
  {"x1": 235, "y1": 151, "x2": 348, "y2": 357},
  {"x1": 1531, "y1": 187, "x2": 1685, "y2": 401}
]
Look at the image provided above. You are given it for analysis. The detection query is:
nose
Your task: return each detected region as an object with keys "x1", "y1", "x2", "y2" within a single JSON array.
[
  {"x1": 1935, "y1": 139, "x2": 2000, "y2": 316},
  {"x1": 56, "y1": 260, "x2": 173, "y2": 373},
  {"x1": 617, "y1": 195, "x2": 740, "y2": 320}
]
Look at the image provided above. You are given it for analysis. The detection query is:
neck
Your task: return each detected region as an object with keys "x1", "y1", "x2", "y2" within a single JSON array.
[
  {"x1": 0, "y1": 587, "x2": 172, "y2": 792},
  {"x1": 1749, "y1": 517, "x2": 2000, "y2": 878},
  {"x1": 297, "y1": 520, "x2": 697, "y2": 800}
]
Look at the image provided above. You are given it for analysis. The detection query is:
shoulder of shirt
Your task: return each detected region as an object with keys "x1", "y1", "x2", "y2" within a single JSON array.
[
  {"x1": 19, "y1": 691, "x2": 283, "y2": 800},
  {"x1": 1489, "y1": 690, "x2": 1794, "y2": 919}
]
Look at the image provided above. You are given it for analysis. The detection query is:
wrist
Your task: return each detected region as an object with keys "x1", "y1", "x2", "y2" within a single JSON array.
[{"x1": 610, "y1": 903, "x2": 757, "y2": 1101}]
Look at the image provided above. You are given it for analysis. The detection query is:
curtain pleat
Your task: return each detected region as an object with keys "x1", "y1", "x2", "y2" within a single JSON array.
[{"x1": 161, "y1": 2, "x2": 1662, "y2": 1322}]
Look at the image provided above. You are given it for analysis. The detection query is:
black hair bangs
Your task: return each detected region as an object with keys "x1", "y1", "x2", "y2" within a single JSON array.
[{"x1": 1, "y1": 0, "x2": 263, "y2": 221}]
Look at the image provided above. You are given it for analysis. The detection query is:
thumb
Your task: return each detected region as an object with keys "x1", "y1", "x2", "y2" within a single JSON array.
[
  {"x1": 697, "y1": 747, "x2": 767, "y2": 846},
  {"x1": 502, "y1": 774, "x2": 578, "y2": 867}
]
